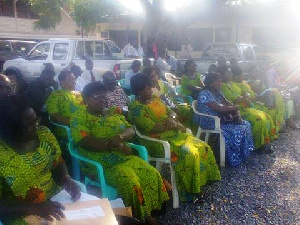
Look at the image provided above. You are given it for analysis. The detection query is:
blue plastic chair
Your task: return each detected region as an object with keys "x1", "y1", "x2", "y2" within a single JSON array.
[
  {"x1": 174, "y1": 85, "x2": 193, "y2": 105},
  {"x1": 68, "y1": 140, "x2": 148, "y2": 200},
  {"x1": 118, "y1": 79, "x2": 126, "y2": 88},
  {"x1": 129, "y1": 95, "x2": 135, "y2": 102},
  {"x1": 118, "y1": 78, "x2": 131, "y2": 95}
]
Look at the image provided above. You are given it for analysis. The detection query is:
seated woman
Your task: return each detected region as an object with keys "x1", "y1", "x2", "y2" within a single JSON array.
[
  {"x1": 70, "y1": 82, "x2": 169, "y2": 225},
  {"x1": 103, "y1": 71, "x2": 129, "y2": 110},
  {"x1": 46, "y1": 70, "x2": 85, "y2": 139},
  {"x1": 129, "y1": 73, "x2": 221, "y2": 202},
  {"x1": 218, "y1": 66, "x2": 276, "y2": 152},
  {"x1": 0, "y1": 96, "x2": 81, "y2": 224},
  {"x1": 143, "y1": 67, "x2": 194, "y2": 130},
  {"x1": 232, "y1": 67, "x2": 285, "y2": 133},
  {"x1": 195, "y1": 72, "x2": 254, "y2": 166},
  {"x1": 180, "y1": 59, "x2": 204, "y2": 99},
  {"x1": 249, "y1": 66, "x2": 298, "y2": 130}
]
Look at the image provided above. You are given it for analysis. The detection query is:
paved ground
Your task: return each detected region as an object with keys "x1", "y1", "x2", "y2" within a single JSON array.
[{"x1": 157, "y1": 129, "x2": 300, "y2": 225}]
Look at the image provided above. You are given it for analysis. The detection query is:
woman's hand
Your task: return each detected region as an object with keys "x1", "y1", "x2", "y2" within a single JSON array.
[
  {"x1": 29, "y1": 201, "x2": 65, "y2": 222},
  {"x1": 120, "y1": 143, "x2": 132, "y2": 155},
  {"x1": 63, "y1": 176, "x2": 81, "y2": 202},
  {"x1": 108, "y1": 135, "x2": 123, "y2": 149}
]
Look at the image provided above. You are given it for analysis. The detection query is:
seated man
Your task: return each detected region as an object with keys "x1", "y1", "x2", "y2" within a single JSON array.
[
  {"x1": 103, "y1": 71, "x2": 129, "y2": 110},
  {"x1": 27, "y1": 69, "x2": 57, "y2": 116},
  {"x1": 0, "y1": 74, "x2": 12, "y2": 100},
  {"x1": 75, "y1": 59, "x2": 96, "y2": 92},
  {"x1": 124, "y1": 60, "x2": 141, "y2": 93}
]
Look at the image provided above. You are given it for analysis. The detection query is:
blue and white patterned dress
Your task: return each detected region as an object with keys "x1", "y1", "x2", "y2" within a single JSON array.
[{"x1": 194, "y1": 89, "x2": 254, "y2": 166}]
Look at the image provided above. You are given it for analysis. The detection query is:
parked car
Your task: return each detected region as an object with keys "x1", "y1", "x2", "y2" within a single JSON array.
[
  {"x1": 178, "y1": 43, "x2": 267, "y2": 75},
  {"x1": 0, "y1": 40, "x2": 37, "y2": 72},
  {"x1": 3, "y1": 38, "x2": 139, "y2": 93}
]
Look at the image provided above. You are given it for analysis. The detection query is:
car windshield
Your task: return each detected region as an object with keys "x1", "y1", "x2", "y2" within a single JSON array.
[
  {"x1": 0, "y1": 41, "x2": 11, "y2": 53},
  {"x1": 202, "y1": 44, "x2": 240, "y2": 61},
  {"x1": 11, "y1": 42, "x2": 35, "y2": 55}
]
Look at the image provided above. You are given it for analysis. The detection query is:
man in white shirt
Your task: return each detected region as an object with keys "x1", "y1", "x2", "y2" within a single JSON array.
[
  {"x1": 75, "y1": 59, "x2": 96, "y2": 92},
  {"x1": 124, "y1": 39, "x2": 144, "y2": 58},
  {"x1": 124, "y1": 60, "x2": 141, "y2": 91},
  {"x1": 155, "y1": 49, "x2": 171, "y2": 79},
  {"x1": 181, "y1": 39, "x2": 193, "y2": 59}
]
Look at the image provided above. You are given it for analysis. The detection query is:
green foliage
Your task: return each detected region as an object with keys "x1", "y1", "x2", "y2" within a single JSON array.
[
  {"x1": 30, "y1": 0, "x2": 64, "y2": 30},
  {"x1": 68, "y1": 0, "x2": 102, "y2": 35}
]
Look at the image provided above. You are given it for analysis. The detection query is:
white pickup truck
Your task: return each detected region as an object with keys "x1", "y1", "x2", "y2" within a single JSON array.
[{"x1": 3, "y1": 38, "x2": 139, "y2": 92}]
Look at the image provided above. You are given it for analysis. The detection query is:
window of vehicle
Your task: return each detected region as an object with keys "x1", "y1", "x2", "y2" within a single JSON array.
[
  {"x1": 0, "y1": 41, "x2": 11, "y2": 54},
  {"x1": 242, "y1": 46, "x2": 254, "y2": 61},
  {"x1": 202, "y1": 44, "x2": 240, "y2": 61},
  {"x1": 74, "y1": 41, "x2": 110, "y2": 60},
  {"x1": 107, "y1": 41, "x2": 121, "y2": 53},
  {"x1": 12, "y1": 42, "x2": 35, "y2": 55},
  {"x1": 28, "y1": 43, "x2": 50, "y2": 60},
  {"x1": 53, "y1": 43, "x2": 69, "y2": 60}
]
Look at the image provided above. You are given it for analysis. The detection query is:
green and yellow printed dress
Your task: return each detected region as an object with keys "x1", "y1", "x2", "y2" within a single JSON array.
[
  {"x1": 221, "y1": 82, "x2": 276, "y2": 149},
  {"x1": 129, "y1": 99, "x2": 221, "y2": 202},
  {"x1": 237, "y1": 81, "x2": 285, "y2": 133},
  {"x1": 70, "y1": 108, "x2": 169, "y2": 221},
  {"x1": 46, "y1": 90, "x2": 85, "y2": 139},
  {"x1": 152, "y1": 80, "x2": 194, "y2": 131},
  {"x1": 180, "y1": 73, "x2": 204, "y2": 97},
  {"x1": 0, "y1": 127, "x2": 63, "y2": 225}
]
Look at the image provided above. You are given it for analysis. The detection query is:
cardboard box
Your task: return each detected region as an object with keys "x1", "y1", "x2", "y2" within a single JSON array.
[{"x1": 25, "y1": 199, "x2": 118, "y2": 225}]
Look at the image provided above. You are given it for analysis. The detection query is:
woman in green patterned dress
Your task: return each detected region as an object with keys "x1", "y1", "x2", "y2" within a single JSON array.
[
  {"x1": 129, "y1": 73, "x2": 221, "y2": 202},
  {"x1": 46, "y1": 70, "x2": 85, "y2": 126},
  {"x1": 180, "y1": 60, "x2": 204, "y2": 99},
  {"x1": 0, "y1": 96, "x2": 81, "y2": 225},
  {"x1": 218, "y1": 66, "x2": 276, "y2": 152},
  {"x1": 70, "y1": 82, "x2": 169, "y2": 225},
  {"x1": 143, "y1": 67, "x2": 194, "y2": 130},
  {"x1": 46, "y1": 70, "x2": 85, "y2": 139},
  {"x1": 232, "y1": 67, "x2": 285, "y2": 133}
]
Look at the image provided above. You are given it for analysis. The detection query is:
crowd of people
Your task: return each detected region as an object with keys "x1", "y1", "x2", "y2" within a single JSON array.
[{"x1": 0, "y1": 49, "x2": 298, "y2": 225}]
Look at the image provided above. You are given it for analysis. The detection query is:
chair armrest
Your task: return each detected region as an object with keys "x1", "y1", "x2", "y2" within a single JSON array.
[
  {"x1": 68, "y1": 141, "x2": 107, "y2": 188},
  {"x1": 186, "y1": 128, "x2": 192, "y2": 134},
  {"x1": 49, "y1": 116, "x2": 72, "y2": 141},
  {"x1": 191, "y1": 101, "x2": 221, "y2": 130},
  {"x1": 128, "y1": 143, "x2": 148, "y2": 162},
  {"x1": 133, "y1": 126, "x2": 171, "y2": 159}
]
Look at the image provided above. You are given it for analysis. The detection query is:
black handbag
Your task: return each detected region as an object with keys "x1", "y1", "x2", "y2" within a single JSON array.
[{"x1": 220, "y1": 111, "x2": 241, "y2": 124}]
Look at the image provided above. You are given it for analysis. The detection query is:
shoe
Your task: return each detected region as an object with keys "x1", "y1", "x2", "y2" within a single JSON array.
[{"x1": 264, "y1": 145, "x2": 274, "y2": 154}]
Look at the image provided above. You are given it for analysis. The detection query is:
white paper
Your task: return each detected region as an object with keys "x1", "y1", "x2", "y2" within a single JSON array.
[
  {"x1": 51, "y1": 190, "x2": 99, "y2": 204},
  {"x1": 64, "y1": 206, "x2": 105, "y2": 220},
  {"x1": 109, "y1": 198, "x2": 125, "y2": 209}
]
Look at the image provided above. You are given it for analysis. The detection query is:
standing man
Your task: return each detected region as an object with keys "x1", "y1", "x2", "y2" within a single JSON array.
[
  {"x1": 181, "y1": 38, "x2": 193, "y2": 59},
  {"x1": 75, "y1": 59, "x2": 96, "y2": 92},
  {"x1": 124, "y1": 39, "x2": 144, "y2": 58}
]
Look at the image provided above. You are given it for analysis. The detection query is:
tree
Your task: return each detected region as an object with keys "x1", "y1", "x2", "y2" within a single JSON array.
[
  {"x1": 30, "y1": 0, "x2": 64, "y2": 30},
  {"x1": 68, "y1": 0, "x2": 102, "y2": 37},
  {"x1": 29, "y1": 0, "x2": 119, "y2": 36}
]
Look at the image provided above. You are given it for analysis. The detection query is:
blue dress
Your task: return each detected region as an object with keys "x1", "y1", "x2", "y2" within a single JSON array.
[{"x1": 194, "y1": 89, "x2": 254, "y2": 166}]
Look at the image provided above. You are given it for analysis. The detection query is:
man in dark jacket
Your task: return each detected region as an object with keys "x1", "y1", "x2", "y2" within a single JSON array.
[{"x1": 27, "y1": 69, "x2": 57, "y2": 117}]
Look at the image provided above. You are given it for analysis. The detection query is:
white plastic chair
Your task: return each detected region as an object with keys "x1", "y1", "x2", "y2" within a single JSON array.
[
  {"x1": 165, "y1": 73, "x2": 180, "y2": 87},
  {"x1": 134, "y1": 126, "x2": 180, "y2": 209},
  {"x1": 191, "y1": 100, "x2": 226, "y2": 167}
]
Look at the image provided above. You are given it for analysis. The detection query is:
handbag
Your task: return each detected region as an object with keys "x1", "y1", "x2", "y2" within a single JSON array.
[{"x1": 220, "y1": 111, "x2": 241, "y2": 124}]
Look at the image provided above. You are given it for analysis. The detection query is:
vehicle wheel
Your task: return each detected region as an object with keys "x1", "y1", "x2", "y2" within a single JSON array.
[{"x1": 5, "y1": 71, "x2": 23, "y2": 94}]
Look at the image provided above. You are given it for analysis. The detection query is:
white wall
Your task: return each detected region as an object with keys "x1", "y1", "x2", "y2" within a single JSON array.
[{"x1": 0, "y1": 12, "x2": 82, "y2": 40}]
